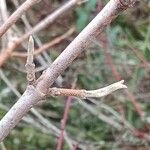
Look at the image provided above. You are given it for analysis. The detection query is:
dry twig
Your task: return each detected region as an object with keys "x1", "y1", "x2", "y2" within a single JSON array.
[
  {"x1": 0, "y1": 0, "x2": 41, "y2": 37},
  {"x1": 12, "y1": 27, "x2": 75, "y2": 58},
  {"x1": 129, "y1": 45, "x2": 150, "y2": 70},
  {"x1": 56, "y1": 96, "x2": 73, "y2": 150},
  {"x1": 0, "y1": 0, "x2": 84, "y2": 67},
  {"x1": 48, "y1": 80, "x2": 127, "y2": 98}
]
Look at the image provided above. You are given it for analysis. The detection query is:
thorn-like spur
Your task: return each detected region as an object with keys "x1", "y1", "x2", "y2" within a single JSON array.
[{"x1": 25, "y1": 36, "x2": 36, "y2": 85}]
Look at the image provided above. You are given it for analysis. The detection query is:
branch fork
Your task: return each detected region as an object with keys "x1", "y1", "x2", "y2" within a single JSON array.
[{"x1": 26, "y1": 37, "x2": 127, "y2": 99}]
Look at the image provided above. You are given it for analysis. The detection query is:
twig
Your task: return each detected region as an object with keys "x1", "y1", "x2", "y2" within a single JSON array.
[
  {"x1": 125, "y1": 90, "x2": 145, "y2": 118},
  {"x1": 78, "y1": 99, "x2": 123, "y2": 130},
  {"x1": 12, "y1": 27, "x2": 75, "y2": 58},
  {"x1": 0, "y1": 38, "x2": 21, "y2": 67},
  {"x1": 56, "y1": 96, "x2": 73, "y2": 150},
  {"x1": 0, "y1": 69, "x2": 21, "y2": 98},
  {"x1": 12, "y1": 0, "x2": 82, "y2": 67},
  {"x1": 48, "y1": 80, "x2": 127, "y2": 98},
  {"x1": 56, "y1": 78, "x2": 77, "y2": 150},
  {"x1": 0, "y1": 0, "x2": 41, "y2": 37},
  {"x1": 0, "y1": 69, "x2": 74, "y2": 148},
  {"x1": 0, "y1": 0, "x2": 137, "y2": 142},
  {"x1": 99, "y1": 29, "x2": 145, "y2": 119},
  {"x1": 11, "y1": 0, "x2": 54, "y2": 69},
  {"x1": 103, "y1": 46, "x2": 145, "y2": 118},
  {"x1": 0, "y1": 0, "x2": 10, "y2": 49},
  {"x1": 25, "y1": 36, "x2": 36, "y2": 85},
  {"x1": 0, "y1": 142, "x2": 7, "y2": 150},
  {"x1": 104, "y1": 51, "x2": 122, "y2": 80},
  {"x1": 0, "y1": 0, "x2": 83, "y2": 67},
  {"x1": 20, "y1": 0, "x2": 83, "y2": 41},
  {"x1": 128, "y1": 45, "x2": 150, "y2": 70},
  {"x1": 0, "y1": 0, "x2": 8, "y2": 22},
  {"x1": 55, "y1": 80, "x2": 127, "y2": 150},
  {"x1": 92, "y1": 100, "x2": 135, "y2": 130}
]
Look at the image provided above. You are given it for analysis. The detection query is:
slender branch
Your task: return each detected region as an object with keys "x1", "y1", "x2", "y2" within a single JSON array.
[
  {"x1": 11, "y1": 0, "x2": 53, "y2": 67},
  {"x1": 48, "y1": 80, "x2": 127, "y2": 98},
  {"x1": 12, "y1": 27, "x2": 75, "y2": 58},
  {"x1": 0, "y1": 0, "x2": 9, "y2": 22},
  {"x1": 128, "y1": 45, "x2": 150, "y2": 70},
  {"x1": 56, "y1": 79, "x2": 77, "y2": 149},
  {"x1": 0, "y1": 0, "x2": 137, "y2": 142},
  {"x1": 56, "y1": 96, "x2": 73, "y2": 150},
  {"x1": 0, "y1": 142, "x2": 7, "y2": 150},
  {"x1": 0, "y1": 0, "x2": 10, "y2": 48},
  {"x1": 79, "y1": 99, "x2": 123, "y2": 130},
  {"x1": 20, "y1": 0, "x2": 83, "y2": 42},
  {"x1": 0, "y1": 0, "x2": 41, "y2": 37},
  {"x1": 0, "y1": 38, "x2": 20, "y2": 67},
  {"x1": 103, "y1": 43, "x2": 145, "y2": 118},
  {"x1": 0, "y1": 0, "x2": 83, "y2": 67}
]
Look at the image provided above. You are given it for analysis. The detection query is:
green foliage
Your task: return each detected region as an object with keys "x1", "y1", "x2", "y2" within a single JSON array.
[
  {"x1": 5, "y1": 127, "x2": 56, "y2": 150},
  {"x1": 145, "y1": 47, "x2": 150, "y2": 61},
  {"x1": 75, "y1": 0, "x2": 97, "y2": 31}
]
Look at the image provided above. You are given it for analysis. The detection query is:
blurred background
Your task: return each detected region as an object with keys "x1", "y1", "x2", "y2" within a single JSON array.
[{"x1": 0, "y1": 0, "x2": 150, "y2": 149}]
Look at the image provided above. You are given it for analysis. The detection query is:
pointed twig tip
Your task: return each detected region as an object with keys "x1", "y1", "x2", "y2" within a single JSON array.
[
  {"x1": 26, "y1": 35, "x2": 36, "y2": 84},
  {"x1": 29, "y1": 35, "x2": 34, "y2": 43},
  {"x1": 28, "y1": 35, "x2": 34, "y2": 54}
]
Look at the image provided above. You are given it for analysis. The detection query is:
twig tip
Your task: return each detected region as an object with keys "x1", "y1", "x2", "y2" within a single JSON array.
[
  {"x1": 119, "y1": 80, "x2": 127, "y2": 89},
  {"x1": 29, "y1": 35, "x2": 34, "y2": 43}
]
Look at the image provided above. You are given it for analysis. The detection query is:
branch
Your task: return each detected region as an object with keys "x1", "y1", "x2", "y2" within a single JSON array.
[
  {"x1": 56, "y1": 80, "x2": 77, "y2": 150},
  {"x1": 56, "y1": 96, "x2": 73, "y2": 150},
  {"x1": 0, "y1": 0, "x2": 83, "y2": 67},
  {"x1": 0, "y1": 0, "x2": 10, "y2": 48},
  {"x1": 0, "y1": 0, "x2": 41, "y2": 37},
  {"x1": 20, "y1": 0, "x2": 84, "y2": 41},
  {"x1": 103, "y1": 40, "x2": 145, "y2": 118},
  {"x1": 0, "y1": 0, "x2": 137, "y2": 142},
  {"x1": 11, "y1": 27, "x2": 75, "y2": 58},
  {"x1": 128, "y1": 45, "x2": 150, "y2": 70},
  {"x1": 48, "y1": 80, "x2": 127, "y2": 98}
]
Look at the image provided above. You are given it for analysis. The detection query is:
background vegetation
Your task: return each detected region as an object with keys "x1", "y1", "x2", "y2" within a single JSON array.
[{"x1": 0, "y1": 0, "x2": 149, "y2": 149}]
